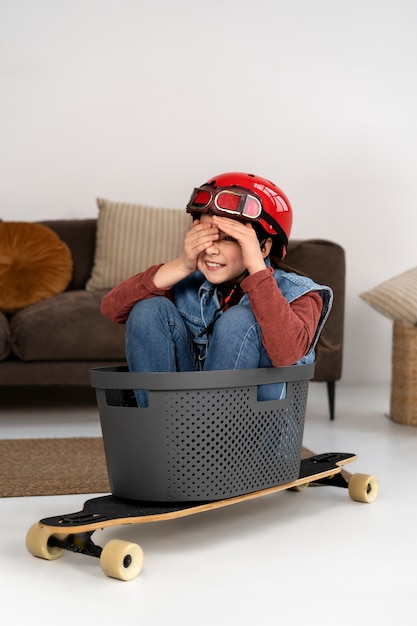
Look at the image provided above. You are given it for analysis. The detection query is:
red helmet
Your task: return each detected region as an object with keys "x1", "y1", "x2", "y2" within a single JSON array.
[{"x1": 186, "y1": 171, "x2": 293, "y2": 258}]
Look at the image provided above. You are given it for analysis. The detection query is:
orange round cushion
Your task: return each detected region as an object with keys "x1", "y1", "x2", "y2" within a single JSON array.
[{"x1": 0, "y1": 222, "x2": 74, "y2": 313}]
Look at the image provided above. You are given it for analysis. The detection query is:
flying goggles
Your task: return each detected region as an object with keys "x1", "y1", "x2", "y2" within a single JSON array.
[
  {"x1": 185, "y1": 184, "x2": 287, "y2": 249},
  {"x1": 186, "y1": 186, "x2": 263, "y2": 221}
]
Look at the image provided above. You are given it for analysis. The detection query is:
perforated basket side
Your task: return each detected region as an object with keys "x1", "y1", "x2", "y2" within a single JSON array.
[
  {"x1": 163, "y1": 380, "x2": 308, "y2": 500},
  {"x1": 91, "y1": 365, "x2": 313, "y2": 501}
]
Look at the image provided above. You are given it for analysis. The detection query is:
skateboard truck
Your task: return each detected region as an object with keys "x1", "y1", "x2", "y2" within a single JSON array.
[{"x1": 48, "y1": 532, "x2": 102, "y2": 559}]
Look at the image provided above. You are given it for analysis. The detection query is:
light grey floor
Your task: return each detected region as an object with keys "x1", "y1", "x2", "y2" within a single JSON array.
[{"x1": 1, "y1": 382, "x2": 416, "y2": 625}]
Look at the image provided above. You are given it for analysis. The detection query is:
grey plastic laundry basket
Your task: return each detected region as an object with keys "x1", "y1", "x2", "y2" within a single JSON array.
[{"x1": 90, "y1": 364, "x2": 314, "y2": 502}]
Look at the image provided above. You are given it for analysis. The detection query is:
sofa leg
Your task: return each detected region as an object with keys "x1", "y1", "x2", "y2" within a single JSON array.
[{"x1": 327, "y1": 381, "x2": 336, "y2": 421}]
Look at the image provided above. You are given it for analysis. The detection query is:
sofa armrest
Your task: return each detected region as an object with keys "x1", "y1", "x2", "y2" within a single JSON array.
[{"x1": 285, "y1": 239, "x2": 345, "y2": 382}]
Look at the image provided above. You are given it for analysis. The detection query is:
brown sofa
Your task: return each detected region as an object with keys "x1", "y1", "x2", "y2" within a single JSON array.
[{"x1": 0, "y1": 219, "x2": 345, "y2": 419}]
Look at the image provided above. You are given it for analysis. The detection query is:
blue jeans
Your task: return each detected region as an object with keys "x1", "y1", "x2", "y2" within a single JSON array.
[{"x1": 125, "y1": 297, "x2": 285, "y2": 406}]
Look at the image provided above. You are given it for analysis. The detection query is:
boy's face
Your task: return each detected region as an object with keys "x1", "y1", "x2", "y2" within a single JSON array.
[{"x1": 196, "y1": 214, "x2": 247, "y2": 284}]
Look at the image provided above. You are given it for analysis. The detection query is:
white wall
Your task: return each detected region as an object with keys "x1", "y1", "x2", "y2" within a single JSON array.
[{"x1": 1, "y1": 0, "x2": 416, "y2": 386}]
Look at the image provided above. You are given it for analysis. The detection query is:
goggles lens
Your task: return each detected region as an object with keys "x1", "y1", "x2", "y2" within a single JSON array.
[
  {"x1": 187, "y1": 186, "x2": 262, "y2": 220},
  {"x1": 215, "y1": 190, "x2": 241, "y2": 212},
  {"x1": 191, "y1": 189, "x2": 212, "y2": 207}
]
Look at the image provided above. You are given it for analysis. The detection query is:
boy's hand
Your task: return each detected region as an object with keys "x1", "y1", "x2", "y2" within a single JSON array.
[
  {"x1": 181, "y1": 219, "x2": 219, "y2": 272},
  {"x1": 211, "y1": 216, "x2": 269, "y2": 274},
  {"x1": 153, "y1": 220, "x2": 220, "y2": 289}
]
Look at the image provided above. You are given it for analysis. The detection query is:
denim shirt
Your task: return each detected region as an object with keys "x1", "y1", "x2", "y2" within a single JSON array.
[{"x1": 172, "y1": 259, "x2": 333, "y2": 363}]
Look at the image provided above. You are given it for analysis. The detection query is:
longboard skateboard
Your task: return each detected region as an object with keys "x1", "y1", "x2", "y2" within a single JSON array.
[{"x1": 26, "y1": 452, "x2": 378, "y2": 581}]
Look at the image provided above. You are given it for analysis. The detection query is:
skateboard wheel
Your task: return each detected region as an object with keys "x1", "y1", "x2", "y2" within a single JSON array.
[
  {"x1": 26, "y1": 523, "x2": 67, "y2": 560},
  {"x1": 100, "y1": 539, "x2": 144, "y2": 581},
  {"x1": 348, "y1": 473, "x2": 379, "y2": 503}
]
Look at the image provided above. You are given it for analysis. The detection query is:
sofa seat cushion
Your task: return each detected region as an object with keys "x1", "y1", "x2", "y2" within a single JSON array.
[
  {"x1": 0, "y1": 311, "x2": 11, "y2": 360},
  {"x1": 10, "y1": 290, "x2": 126, "y2": 361}
]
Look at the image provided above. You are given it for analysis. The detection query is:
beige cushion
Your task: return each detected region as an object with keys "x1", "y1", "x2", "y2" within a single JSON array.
[
  {"x1": 0, "y1": 222, "x2": 73, "y2": 313},
  {"x1": 360, "y1": 267, "x2": 417, "y2": 325},
  {"x1": 86, "y1": 198, "x2": 191, "y2": 291}
]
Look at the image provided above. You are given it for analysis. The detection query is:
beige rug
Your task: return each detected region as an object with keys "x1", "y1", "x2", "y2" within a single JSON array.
[
  {"x1": 0, "y1": 438, "x2": 339, "y2": 498},
  {"x1": 0, "y1": 437, "x2": 110, "y2": 498}
]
